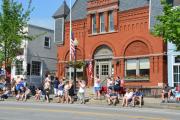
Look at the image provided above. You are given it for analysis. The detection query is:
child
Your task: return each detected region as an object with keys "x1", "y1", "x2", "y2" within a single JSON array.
[
  {"x1": 0, "y1": 88, "x2": 10, "y2": 101},
  {"x1": 35, "y1": 88, "x2": 42, "y2": 101}
]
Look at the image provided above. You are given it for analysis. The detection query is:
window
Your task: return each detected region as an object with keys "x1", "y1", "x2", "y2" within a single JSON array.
[
  {"x1": 139, "y1": 59, "x2": 150, "y2": 77},
  {"x1": 96, "y1": 65, "x2": 99, "y2": 76},
  {"x1": 126, "y1": 59, "x2": 137, "y2": 77},
  {"x1": 15, "y1": 61, "x2": 23, "y2": 75},
  {"x1": 100, "y1": 13, "x2": 105, "y2": 33},
  {"x1": 126, "y1": 58, "x2": 150, "y2": 79},
  {"x1": 92, "y1": 14, "x2": 97, "y2": 34},
  {"x1": 55, "y1": 18, "x2": 64, "y2": 44},
  {"x1": 175, "y1": 56, "x2": 180, "y2": 63},
  {"x1": 101, "y1": 65, "x2": 109, "y2": 75},
  {"x1": 109, "y1": 11, "x2": 114, "y2": 32},
  {"x1": 27, "y1": 63, "x2": 31, "y2": 75},
  {"x1": 31, "y1": 61, "x2": 41, "y2": 76},
  {"x1": 173, "y1": 65, "x2": 180, "y2": 87},
  {"x1": 44, "y1": 37, "x2": 50, "y2": 48}
]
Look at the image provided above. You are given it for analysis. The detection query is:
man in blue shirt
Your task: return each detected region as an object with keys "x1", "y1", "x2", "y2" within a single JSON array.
[
  {"x1": 132, "y1": 88, "x2": 143, "y2": 107},
  {"x1": 107, "y1": 89, "x2": 118, "y2": 106}
]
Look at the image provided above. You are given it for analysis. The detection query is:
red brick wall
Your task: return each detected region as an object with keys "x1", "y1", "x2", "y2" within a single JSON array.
[{"x1": 57, "y1": 5, "x2": 167, "y2": 88}]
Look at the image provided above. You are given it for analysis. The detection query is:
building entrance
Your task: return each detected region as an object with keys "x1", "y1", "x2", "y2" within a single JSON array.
[
  {"x1": 93, "y1": 45, "x2": 114, "y2": 85},
  {"x1": 94, "y1": 60, "x2": 113, "y2": 85}
]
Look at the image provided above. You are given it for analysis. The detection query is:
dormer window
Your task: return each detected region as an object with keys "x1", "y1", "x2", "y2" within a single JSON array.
[
  {"x1": 109, "y1": 11, "x2": 114, "y2": 32},
  {"x1": 44, "y1": 36, "x2": 51, "y2": 48},
  {"x1": 92, "y1": 14, "x2": 97, "y2": 34},
  {"x1": 100, "y1": 13, "x2": 105, "y2": 33}
]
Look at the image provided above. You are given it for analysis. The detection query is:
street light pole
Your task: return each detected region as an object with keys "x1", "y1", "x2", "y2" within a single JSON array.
[{"x1": 74, "y1": 45, "x2": 77, "y2": 94}]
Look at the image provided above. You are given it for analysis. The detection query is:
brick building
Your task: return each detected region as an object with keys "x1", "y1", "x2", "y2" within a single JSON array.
[{"x1": 53, "y1": 0, "x2": 168, "y2": 89}]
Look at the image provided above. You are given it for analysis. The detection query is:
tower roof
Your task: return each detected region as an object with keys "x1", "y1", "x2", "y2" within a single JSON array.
[{"x1": 53, "y1": 1, "x2": 70, "y2": 18}]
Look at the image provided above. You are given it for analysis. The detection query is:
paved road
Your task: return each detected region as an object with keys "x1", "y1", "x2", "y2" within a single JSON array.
[{"x1": 0, "y1": 101, "x2": 179, "y2": 120}]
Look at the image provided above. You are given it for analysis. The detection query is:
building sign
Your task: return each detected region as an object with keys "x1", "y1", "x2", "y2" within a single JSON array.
[{"x1": 175, "y1": 56, "x2": 180, "y2": 63}]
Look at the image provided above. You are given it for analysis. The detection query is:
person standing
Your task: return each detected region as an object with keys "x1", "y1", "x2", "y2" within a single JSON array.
[
  {"x1": 68, "y1": 81, "x2": 74, "y2": 104},
  {"x1": 44, "y1": 74, "x2": 51, "y2": 103},
  {"x1": 94, "y1": 76, "x2": 101, "y2": 99},
  {"x1": 53, "y1": 77, "x2": 59, "y2": 97},
  {"x1": 114, "y1": 76, "x2": 121, "y2": 98},
  {"x1": 78, "y1": 80, "x2": 86, "y2": 104},
  {"x1": 57, "y1": 79, "x2": 64, "y2": 103},
  {"x1": 161, "y1": 84, "x2": 172, "y2": 103}
]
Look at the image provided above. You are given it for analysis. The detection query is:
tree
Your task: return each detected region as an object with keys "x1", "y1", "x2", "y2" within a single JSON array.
[
  {"x1": 0, "y1": 0, "x2": 33, "y2": 73},
  {"x1": 152, "y1": 0, "x2": 180, "y2": 50}
]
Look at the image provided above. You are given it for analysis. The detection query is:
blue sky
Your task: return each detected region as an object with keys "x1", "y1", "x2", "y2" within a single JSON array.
[{"x1": 0, "y1": 0, "x2": 76, "y2": 29}]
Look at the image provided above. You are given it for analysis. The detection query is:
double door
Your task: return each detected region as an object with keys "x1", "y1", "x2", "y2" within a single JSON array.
[{"x1": 94, "y1": 60, "x2": 113, "y2": 85}]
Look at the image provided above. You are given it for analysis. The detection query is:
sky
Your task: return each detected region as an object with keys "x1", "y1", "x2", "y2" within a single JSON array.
[{"x1": 0, "y1": 0, "x2": 76, "y2": 29}]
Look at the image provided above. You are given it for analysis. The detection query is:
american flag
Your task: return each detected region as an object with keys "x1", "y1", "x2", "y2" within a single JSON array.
[
  {"x1": 70, "y1": 32, "x2": 75, "y2": 59},
  {"x1": 88, "y1": 61, "x2": 93, "y2": 78}
]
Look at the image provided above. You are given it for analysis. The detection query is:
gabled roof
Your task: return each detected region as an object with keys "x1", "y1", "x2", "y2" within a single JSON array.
[
  {"x1": 53, "y1": 1, "x2": 70, "y2": 18},
  {"x1": 65, "y1": 0, "x2": 88, "y2": 21}
]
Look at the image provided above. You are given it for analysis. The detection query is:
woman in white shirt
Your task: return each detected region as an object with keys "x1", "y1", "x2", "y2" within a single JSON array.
[
  {"x1": 94, "y1": 76, "x2": 101, "y2": 99},
  {"x1": 122, "y1": 89, "x2": 134, "y2": 107},
  {"x1": 78, "y1": 80, "x2": 86, "y2": 104}
]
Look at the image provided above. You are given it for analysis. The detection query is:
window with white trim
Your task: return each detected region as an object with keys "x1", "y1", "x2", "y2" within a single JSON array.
[
  {"x1": 126, "y1": 58, "x2": 150, "y2": 79},
  {"x1": 92, "y1": 14, "x2": 97, "y2": 34},
  {"x1": 109, "y1": 11, "x2": 114, "y2": 32},
  {"x1": 44, "y1": 37, "x2": 50, "y2": 48},
  {"x1": 31, "y1": 61, "x2": 41, "y2": 76},
  {"x1": 173, "y1": 65, "x2": 180, "y2": 87},
  {"x1": 15, "y1": 61, "x2": 23, "y2": 75},
  {"x1": 100, "y1": 13, "x2": 105, "y2": 33}
]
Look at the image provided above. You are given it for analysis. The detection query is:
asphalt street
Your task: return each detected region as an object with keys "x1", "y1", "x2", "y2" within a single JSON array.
[{"x1": 0, "y1": 101, "x2": 180, "y2": 120}]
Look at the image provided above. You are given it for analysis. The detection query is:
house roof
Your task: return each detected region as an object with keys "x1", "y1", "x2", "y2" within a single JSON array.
[
  {"x1": 53, "y1": 0, "x2": 149, "y2": 21},
  {"x1": 53, "y1": 1, "x2": 70, "y2": 18}
]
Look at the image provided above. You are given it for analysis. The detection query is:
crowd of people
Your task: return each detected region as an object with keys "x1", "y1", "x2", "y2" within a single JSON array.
[
  {"x1": 0, "y1": 74, "x2": 180, "y2": 107},
  {"x1": 0, "y1": 73, "x2": 87, "y2": 104}
]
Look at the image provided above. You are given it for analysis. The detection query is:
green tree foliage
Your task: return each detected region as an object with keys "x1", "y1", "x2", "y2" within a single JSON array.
[
  {"x1": 0, "y1": 0, "x2": 32, "y2": 69},
  {"x1": 152, "y1": 0, "x2": 180, "y2": 50}
]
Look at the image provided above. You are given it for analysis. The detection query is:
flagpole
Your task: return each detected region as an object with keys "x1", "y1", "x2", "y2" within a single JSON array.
[{"x1": 69, "y1": 0, "x2": 72, "y2": 80}]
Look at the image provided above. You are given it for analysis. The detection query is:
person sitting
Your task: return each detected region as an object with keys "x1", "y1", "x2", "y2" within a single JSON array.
[
  {"x1": 22, "y1": 87, "x2": 31, "y2": 101},
  {"x1": 107, "y1": 77, "x2": 114, "y2": 91},
  {"x1": 16, "y1": 91, "x2": 22, "y2": 101},
  {"x1": 0, "y1": 88, "x2": 10, "y2": 101},
  {"x1": 161, "y1": 84, "x2": 172, "y2": 103},
  {"x1": 35, "y1": 88, "x2": 42, "y2": 101},
  {"x1": 132, "y1": 88, "x2": 143, "y2": 107},
  {"x1": 122, "y1": 89, "x2": 134, "y2": 107},
  {"x1": 107, "y1": 89, "x2": 118, "y2": 106}
]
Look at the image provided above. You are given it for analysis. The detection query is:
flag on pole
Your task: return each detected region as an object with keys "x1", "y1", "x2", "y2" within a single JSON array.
[
  {"x1": 70, "y1": 32, "x2": 75, "y2": 59},
  {"x1": 69, "y1": 0, "x2": 72, "y2": 80},
  {"x1": 88, "y1": 61, "x2": 93, "y2": 78}
]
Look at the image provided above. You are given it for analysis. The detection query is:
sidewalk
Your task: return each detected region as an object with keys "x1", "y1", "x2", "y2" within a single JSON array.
[
  {"x1": 3, "y1": 96, "x2": 180, "y2": 110},
  {"x1": 2, "y1": 88, "x2": 180, "y2": 110},
  {"x1": 84, "y1": 87, "x2": 180, "y2": 110}
]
